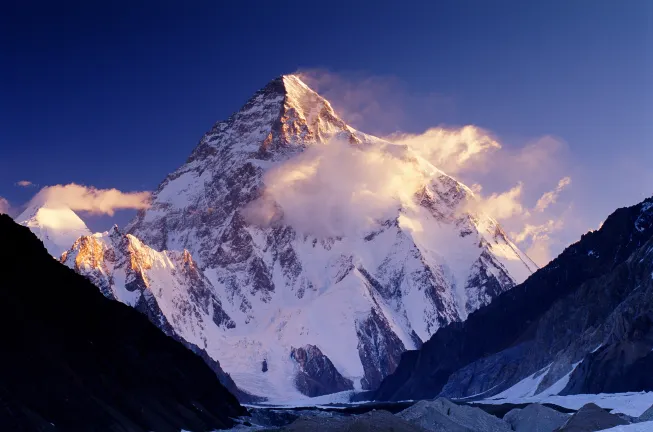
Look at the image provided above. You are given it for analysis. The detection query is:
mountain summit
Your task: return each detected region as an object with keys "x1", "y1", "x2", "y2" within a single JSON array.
[
  {"x1": 68, "y1": 75, "x2": 535, "y2": 400},
  {"x1": 16, "y1": 203, "x2": 91, "y2": 258}
]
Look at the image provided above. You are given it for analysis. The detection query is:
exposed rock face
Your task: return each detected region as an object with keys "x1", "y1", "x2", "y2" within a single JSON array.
[
  {"x1": 503, "y1": 404, "x2": 569, "y2": 432},
  {"x1": 375, "y1": 197, "x2": 653, "y2": 401},
  {"x1": 556, "y1": 403, "x2": 628, "y2": 432},
  {"x1": 397, "y1": 398, "x2": 511, "y2": 432},
  {"x1": 638, "y1": 404, "x2": 653, "y2": 422},
  {"x1": 356, "y1": 308, "x2": 407, "y2": 390},
  {"x1": 0, "y1": 214, "x2": 245, "y2": 431},
  {"x1": 290, "y1": 345, "x2": 354, "y2": 397},
  {"x1": 117, "y1": 75, "x2": 534, "y2": 398},
  {"x1": 561, "y1": 314, "x2": 653, "y2": 395}
]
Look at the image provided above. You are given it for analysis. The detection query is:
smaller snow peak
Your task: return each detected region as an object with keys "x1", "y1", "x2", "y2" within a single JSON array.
[
  {"x1": 15, "y1": 203, "x2": 92, "y2": 258},
  {"x1": 17, "y1": 204, "x2": 87, "y2": 232},
  {"x1": 109, "y1": 224, "x2": 121, "y2": 236}
]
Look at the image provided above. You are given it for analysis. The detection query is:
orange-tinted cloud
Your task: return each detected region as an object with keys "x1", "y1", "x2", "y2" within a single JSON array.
[
  {"x1": 27, "y1": 183, "x2": 151, "y2": 216},
  {"x1": 386, "y1": 125, "x2": 501, "y2": 176}
]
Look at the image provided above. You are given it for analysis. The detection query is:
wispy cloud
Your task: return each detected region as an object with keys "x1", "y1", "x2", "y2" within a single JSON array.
[
  {"x1": 386, "y1": 126, "x2": 501, "y2": 176},
  {"x1": 15, "y1": 180, "x2": 36, "y2": 188},
  {"x1": 535, "y1": 177, "x2": 571, "y2": 212},
  {"x1": 297, "y1": 69, "x2": 455, "y2": 136},
  {"x1": 470, "y1": 177, "x2": 572, "y2": 266},
  {"x1": 27, "y1": 183, "x2": 151, "y2": 216},
  {"x1": 470, "y1": 183, "x2": 526, "y2": 221}
]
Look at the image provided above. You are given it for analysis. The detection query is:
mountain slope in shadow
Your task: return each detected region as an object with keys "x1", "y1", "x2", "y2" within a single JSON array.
[{"x1": 0, "y1": 214, "x2": 246, "y2": 431}]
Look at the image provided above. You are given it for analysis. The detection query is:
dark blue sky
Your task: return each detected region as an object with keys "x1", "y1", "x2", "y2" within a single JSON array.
[{"x1": 1, "y1": 1, "x2": 652, "y2": 245}]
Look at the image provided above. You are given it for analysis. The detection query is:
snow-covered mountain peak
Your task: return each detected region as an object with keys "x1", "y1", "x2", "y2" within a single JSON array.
[
  {"x1": 16, "y1": 203, "x2": 91, "y2": 258},
  {"x1": 101, "y1": 76, "x2": 540, "y2": 400}
]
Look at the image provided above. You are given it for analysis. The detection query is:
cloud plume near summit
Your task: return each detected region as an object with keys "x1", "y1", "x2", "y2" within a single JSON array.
[
  {"x1": 243, "y1": 139, "x2": 431, "y2": 237},
  {"x1": 26, "y1": 183, "x2": 151, "y2": 216},
  {"x1": 260, "y1": 70, "x2": 576, "y2": 265}
]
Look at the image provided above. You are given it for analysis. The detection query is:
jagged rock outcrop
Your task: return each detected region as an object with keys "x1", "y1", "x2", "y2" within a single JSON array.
[
  {"x1": 556, "y1": 403, "x2": 628, "y2": 431},
  {"x1": 374, "y1": 197, "x2": 653, "y2": 402},
  {"x1": 290, "y1": 345, "x2": 353, "y2": 397},
  {"x1": 115, "y1": 75, "x2": 535, "y2": 398},
  {"x1": 638, "y1": 404, "x2": 653, "y2": 422},
  {"x1": 356, "y1": 308, "x2": 408, "y2": 390},
  {"x1": 0, "y1": 214, "x2": 245, "y2": 431}
]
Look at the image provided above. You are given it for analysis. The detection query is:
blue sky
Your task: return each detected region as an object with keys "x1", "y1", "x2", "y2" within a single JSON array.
[{"x1": 1, "y1": 1, "x2": 651, "y2": 261}]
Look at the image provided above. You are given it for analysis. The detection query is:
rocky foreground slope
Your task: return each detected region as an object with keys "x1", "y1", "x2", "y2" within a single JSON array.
[
  {"x1": 0, "y1": 214, "x2": 245, "y2": 431},
  {"x1": 373, "y1": 197, "x2": 653, "y2": 402}
]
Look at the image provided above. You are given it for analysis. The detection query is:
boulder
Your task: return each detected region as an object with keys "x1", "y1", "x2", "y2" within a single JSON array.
[
  {"x1": 398, "y1": 398, "x2": 511, "y2": 432},
  {"x1": 503, "y1": 403, "x2": 569, "y2": 432},
  {"x1": 556, "y1": 403, "x2": 629, "y2": 431}
]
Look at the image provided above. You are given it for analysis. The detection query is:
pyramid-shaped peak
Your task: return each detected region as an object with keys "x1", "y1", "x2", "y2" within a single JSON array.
[{"x1": 203, "y1": 74, "x2": 356, "y2": 154}]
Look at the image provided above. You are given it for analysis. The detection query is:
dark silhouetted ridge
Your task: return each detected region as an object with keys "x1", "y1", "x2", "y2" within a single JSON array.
[{"x1": 0, "y1": 214, "x2": 245, "y2": 431}]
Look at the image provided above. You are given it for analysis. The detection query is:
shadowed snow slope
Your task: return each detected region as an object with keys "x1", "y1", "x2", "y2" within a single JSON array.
[{"x1": 68, "y1": 75, "x2": 534, "y2": 401}]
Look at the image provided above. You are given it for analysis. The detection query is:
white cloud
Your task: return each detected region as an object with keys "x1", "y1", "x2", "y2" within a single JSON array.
[
  {"x1": 386, "y1": 125, "x2": 501, "y2": 176},
  {"x1": 15, "y1": 180, "x2": 35, "y2": 187},
  {"x1": 243, "y1": 138, "x2": 429, "y2": 237},
  {"x1": 27, "y1": 183, "x2": 151, "y2": 216},
  {"x1": 469, "y1": 182, "x2": 526, "y2": 221},
  {"x1": 469, "y1": 177, "x2": 572, "y2": 266}
]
